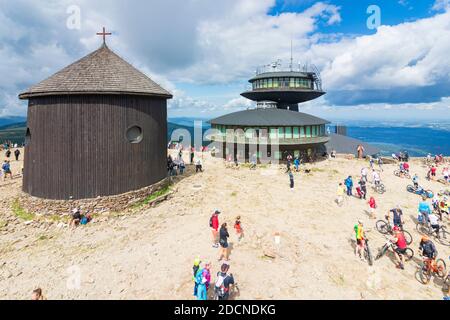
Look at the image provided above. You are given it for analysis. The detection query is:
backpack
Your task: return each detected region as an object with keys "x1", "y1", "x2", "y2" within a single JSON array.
[
  {"x1": 209, "y1": 215, "x2": 214, "y2": 228},
  {"x1": 214, "y1": 274, "x2": 229, "y2": 297}
]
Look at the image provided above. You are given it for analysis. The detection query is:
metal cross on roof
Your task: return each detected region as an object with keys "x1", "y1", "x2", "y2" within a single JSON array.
[{"x1": 96, "y1": 27, "x2": 112, "y2": 44}]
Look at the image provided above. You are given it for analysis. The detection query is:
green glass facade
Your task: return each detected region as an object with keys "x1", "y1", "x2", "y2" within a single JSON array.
[
  {"x1": 252, "y1": 77, "x2": 312, "y2": 90},
  {"x1": 212, "y1": 124, "x2": 327, "y2": 139}
]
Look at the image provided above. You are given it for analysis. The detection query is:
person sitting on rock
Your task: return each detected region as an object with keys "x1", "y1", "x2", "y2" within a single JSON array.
[
  {"x1": 80, "y1": 212, "x2": 93, "y2": 225},
  {"x1": 69, "y1": 208, "x2": 82, "y2": 228}
]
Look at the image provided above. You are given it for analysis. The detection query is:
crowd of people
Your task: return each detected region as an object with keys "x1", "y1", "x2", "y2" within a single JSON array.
[
  {"x1": 191, "y1": 209, "x2": 242, "y2": 300},
  {"x1": 1, "y1": 142, "x2": 22, "y2": 181},
  {"x1": 167, "y1": 145, "x2": 208, "y2": 176},
  {"x1": 343, "y1": 151, "x2": 449, "y2": 296}
]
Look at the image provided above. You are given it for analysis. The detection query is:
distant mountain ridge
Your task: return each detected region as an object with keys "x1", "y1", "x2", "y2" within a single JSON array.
[{"x1": 0, "y1": 120, "x2": 208, "y2": 145}]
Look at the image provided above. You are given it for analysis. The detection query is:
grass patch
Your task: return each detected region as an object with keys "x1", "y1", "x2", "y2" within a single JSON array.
[
  {"x1": 330, "y1": 273, "x2": 345, "y2": 286},
  {"x1": 310, "y1": 168, "x2": 325, "y2": 172},
  {"x1": 132, "y1": 185, "x2": 172, "y2": 209},
  {"x1": 12, "y1": 199, "x2": 35, "y2": 221},
  {"x1": 47, "y1": 214, "x2": 66, "y2": 223},
  {"x1": 231, "y1": 191, "x2": 238, "y2": 197},
  {"x1": 0, "y1": 220, "x2": 7, "y2": 228},
  {"x1": 37, "y1": 234, "x2": 48, "y2": 241}
]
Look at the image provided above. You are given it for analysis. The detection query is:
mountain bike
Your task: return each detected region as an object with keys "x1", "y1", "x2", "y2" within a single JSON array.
[
  {"x1": 406, "y1": 185, "x2": 434, "y2": 198},
  {"x1": 375, "y1": 219, "x2": 413, "y2": 245},
  {"x1": 394, "y1": 169, "x2": 410, "y2": 179},
  {"x1": 417, "y1": 256, "x2": 447, "y2": 285},
  {"x1": 416, "y1": 222, "x2": 450, "y2": 246},
  {"x1": 363, "y1": 238, "x2": 374, "y2": 266},
  {"x1": 375, "y1": 238, "x2": 414, "y2": 262},
  {"x1": 372, "y1": 182, "x2": 386, "y2": 194}
]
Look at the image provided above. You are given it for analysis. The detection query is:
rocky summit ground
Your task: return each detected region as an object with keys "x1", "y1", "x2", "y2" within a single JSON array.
[{"x1": 0, "y1": 150, "x2": 449, "y2": 300}]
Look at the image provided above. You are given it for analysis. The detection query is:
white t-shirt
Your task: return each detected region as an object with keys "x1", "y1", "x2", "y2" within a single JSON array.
[
  {"x1": 372, "y1": 171, "x2": 380, "y2": 181},
  {"x1": 361, "y1": 168, "x2": 367, "y2": 176},
  {"x1": 428, "y1": 214, "x2": 439, "y2": 226}
]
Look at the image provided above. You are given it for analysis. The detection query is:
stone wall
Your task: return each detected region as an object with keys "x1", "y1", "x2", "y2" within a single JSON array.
[{"x1": 17, "y1": 178, "x2": 170, "y2": 217}]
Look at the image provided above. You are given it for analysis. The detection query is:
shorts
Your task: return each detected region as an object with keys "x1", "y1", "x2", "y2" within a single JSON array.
[
  {"x1": 431, "y1": 172, "x2": 436, "y2": 176},
  {"x1": 356, "y1": 239, "x2": 364, "y2": 246},
  {"x1": 220, "y1": 242, "x2": 229, "y2": 249},
  {"x1": 4, "y1": 169, "x2": 11, "y2": 174},
  {"x1": 395, "y1": 247, "x2": 407, "y2": 255}
]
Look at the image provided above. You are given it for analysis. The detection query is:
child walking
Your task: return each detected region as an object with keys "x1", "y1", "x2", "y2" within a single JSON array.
[{"x1": 234, "y1": 216, "x2": 243, "y2": 242}]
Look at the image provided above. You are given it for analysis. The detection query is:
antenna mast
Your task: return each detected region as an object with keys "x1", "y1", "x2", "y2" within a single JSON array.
[{"x1": 290, "y1": 38, "x2": 293, "y2": 71}]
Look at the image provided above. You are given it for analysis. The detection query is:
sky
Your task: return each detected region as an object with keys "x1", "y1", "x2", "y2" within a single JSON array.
[{"x1": 0, "y1": 0, "x2": 450, "y2": 122}]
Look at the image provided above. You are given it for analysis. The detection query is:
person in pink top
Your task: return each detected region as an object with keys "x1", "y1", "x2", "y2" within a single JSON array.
[{"x1": 368, "y1": 196, "x2": 377, "y2": 219}]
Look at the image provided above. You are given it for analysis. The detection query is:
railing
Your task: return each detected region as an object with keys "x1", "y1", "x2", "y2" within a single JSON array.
[
  {"x1": 255, "y1": 61, "x2": 321, "y2": 76},
  {"x1": 207, "y1": 133, "x2": 330, "y2": 145}
]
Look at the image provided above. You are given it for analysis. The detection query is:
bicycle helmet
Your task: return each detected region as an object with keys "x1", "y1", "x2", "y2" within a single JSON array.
[
  {"x1": 421, "y1": 235, "x2": 429, "y2": 242},
  {"x1": 393, "y1": 226, "x2": 400, "y2": 231}
]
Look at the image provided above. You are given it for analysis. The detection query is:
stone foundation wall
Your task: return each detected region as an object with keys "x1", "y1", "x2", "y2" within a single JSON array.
[{"x1": 17, "y1": 178, "x2": 170, "y2": 217}]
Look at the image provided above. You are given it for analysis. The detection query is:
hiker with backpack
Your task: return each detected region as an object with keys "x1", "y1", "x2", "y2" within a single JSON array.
[
  {"x1": 210, "y1": 210, "x2": 220, "y2": 248},
  {"x1": 214, "y1": 263, "x2": 235, "y2": 300}
]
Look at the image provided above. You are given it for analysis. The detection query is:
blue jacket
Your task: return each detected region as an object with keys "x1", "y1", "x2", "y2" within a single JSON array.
[{"x1": 345, "y1": 178, "x2": 353, "y2": 188}]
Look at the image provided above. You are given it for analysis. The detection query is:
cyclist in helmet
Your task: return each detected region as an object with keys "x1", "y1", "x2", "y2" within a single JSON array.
[
  {"x1": 418, "y1": 196, "x2": 431, "y2": 224},
  {"x1": 419, "y1": 236, "x2": 437, "y2": 262},
  {"x1": 389, "y1": 226, "x2": 408, "y2": 270}
]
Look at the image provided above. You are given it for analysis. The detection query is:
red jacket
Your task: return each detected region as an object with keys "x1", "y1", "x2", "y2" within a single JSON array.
[
  {"x1": 211, "y1": 214, "x2": 219, "y2": 230},
  {"x1": 369, "y1": 198, "x2": 376, "y2": 209}
]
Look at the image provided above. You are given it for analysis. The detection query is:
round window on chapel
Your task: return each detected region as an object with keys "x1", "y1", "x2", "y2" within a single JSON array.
[{"x1": 126, "y1": 126, "x2": 143, "y2": 144}]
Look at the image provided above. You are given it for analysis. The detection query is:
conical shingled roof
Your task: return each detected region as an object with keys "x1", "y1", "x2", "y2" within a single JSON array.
[{"x1": 19, "y1": 44, "x2": 172, "y2": 99}]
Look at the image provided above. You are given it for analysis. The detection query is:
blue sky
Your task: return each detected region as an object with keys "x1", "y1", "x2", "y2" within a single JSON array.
[{"x1": 1, "y1": 0, "x2": 449, "y2": 122}]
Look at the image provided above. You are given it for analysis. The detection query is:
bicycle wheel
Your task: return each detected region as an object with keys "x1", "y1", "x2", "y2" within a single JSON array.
[
  {"x1": 377, "y1": 185, "x2": 385, "y2": 194},
  {"x1": 436, "y1": 259, "x2": 447, "y2": 278},
  {"x1": 444, "y1": 276, "x2": 450, "y2": 292},
  {"x1": 416, "y1": 223, "x2": 429, "y2": 235},
  {"x1": 375, "y1": 244, "x2": 388, "y2": 260},
  {"x1": 394, "y1": 170, "x2": 400, "y2": 177},
  {"x1": 407, "y1": 185, "x2": 415, "y2": 193},
  {"x1": 418, "y1": 264, "x2": 431, "y2": 284},
  {"x1": 404, "y1": 248, "x2": 414, "y2": 261},
  {"x1": 376, "y1": 220, "x2": 390, "y2": 234},
  {"x1": 403, "y1": 230, "x2": 413, "y2": 245},
  {"x1": 437, "y1": 228, "x2": 450, "y2": 247},
  {"x1": 365, "y1": 245, "x2": 373, "y2": 266}
]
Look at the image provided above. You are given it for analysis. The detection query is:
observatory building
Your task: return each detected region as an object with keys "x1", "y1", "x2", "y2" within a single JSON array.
[
  {"x1": 208, "y1": 61, "x2": 330, "y2": 162},
  {"x1": 19, "y1": 29, "x2": 172, "y2": 200}
]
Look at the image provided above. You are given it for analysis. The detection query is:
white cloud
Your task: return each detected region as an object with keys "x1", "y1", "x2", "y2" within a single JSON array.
[
  {"x1": 312, "y1": 9, "x2": 450, "y2": 91},
  {"x1": 1, "y1": 0, "x2": 449, "y2": 118},
  {"x1": 223, "y1": 97, "x2": 255, "y2": 111},
  {"x1": 432, "y1": 0, "x2": 450, "y2": 11}
]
